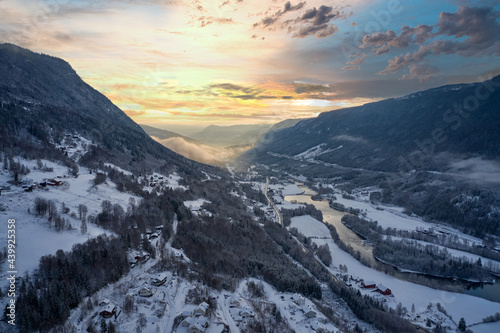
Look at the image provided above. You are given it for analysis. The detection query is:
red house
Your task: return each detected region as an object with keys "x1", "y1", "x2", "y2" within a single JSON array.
[
  {"x1": 100, "y1": 303, "x2": 117, "y2": 318},
  {"x1": 361, "y1": 280, "x2": 376, "y2": 288},
  {"x1": 376, "y1": 284, "x2": 392, "y2": 295}
]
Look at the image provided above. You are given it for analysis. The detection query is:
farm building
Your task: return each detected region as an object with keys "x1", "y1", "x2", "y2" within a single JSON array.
[
  {"x1": 99, "y1": 303, "x2": 117, "y2": 318},
  {"x1": 361, "y1": 280, "x2": 376, "y2": 288},
  {"x1": 376, "y1": 284, "x2": 392, "y2": 295}
]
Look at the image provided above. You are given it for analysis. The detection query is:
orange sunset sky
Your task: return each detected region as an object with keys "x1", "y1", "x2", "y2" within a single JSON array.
[{"x1": 1, "y1": 0, "x2": 499, "y2": 128}]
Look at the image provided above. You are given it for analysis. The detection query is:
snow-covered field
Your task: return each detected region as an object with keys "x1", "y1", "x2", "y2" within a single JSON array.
[
  {"x1": 184, "y1": 199, "x2": 209, "y2": 211},
  {"x1": 277, "y1": 201, "x2": 305, "y2": 210},
  {"x1": 289, "y1": 214, "x2": 500, "y2": 330},
  {"x1": 389, "y1": 236, "x2": 500, "y2": 273},
  {"x1": 290, "y1": 215, "x2": 330, "y2": 238},
  {"x1": 0, "y1": 159, "x2": 133, "y2": 276},
  {"x1": 332, "y1": 193, "x2": 486, "y2": 247}
]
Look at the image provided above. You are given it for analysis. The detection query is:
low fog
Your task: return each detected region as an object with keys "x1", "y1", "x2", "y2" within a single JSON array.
[
  {"x1": 152, "y1": 136, "x2": 252, "y2": 166},
  {"x1": 450, "y1": 157, "x2": 500, "y2": 185}
]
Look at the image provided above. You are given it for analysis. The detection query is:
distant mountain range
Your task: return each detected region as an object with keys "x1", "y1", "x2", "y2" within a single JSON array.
[
  {"x1": 141, "y1": 120, "x2": 304, "y2": 166},
  {"x1": 245, "y1": 75, "x2": 500, "y2": 172},
  {"x1": 0, "y1": 43, "x2": 206, "y2": 174},
  {"x1": 140, "y1": 124, "x2": 200, "y2": 144}
]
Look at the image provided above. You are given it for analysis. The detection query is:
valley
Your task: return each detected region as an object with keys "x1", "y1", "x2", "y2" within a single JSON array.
[{"x1": 1, "y1": 42, "x2": 499, "y2": 333}]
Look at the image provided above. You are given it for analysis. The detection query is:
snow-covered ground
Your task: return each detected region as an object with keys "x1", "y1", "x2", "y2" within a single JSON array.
[
  {"x1": 277, "y1": 201, "x2": 305, "y2": 210},
  {"x1": 388, "y1": 236, "x2": 500, "y2": 273},
  {"x1": 470, "y1": 321, "x2": 500, "y2": 333},
  {"x1": 289, "y1": 214, "x2": 500, "y2": 330},
  {"x1": 142, "y1": 172, "x2": 188, "y2": 192},
  {"x1": 331, "y1": 192, "x2": 486, "y2": 247},
  {"x1": 184, "y1": 199, "x2": 210, "y2": 213},
  {"x1": 104, "y1": 162, "x2": 133, "y2": 176},
  {"x1": 0, "y1": 159, "x2": 133, "y2": 275},
  {"x1": 290, "y1": 215, "x2": 330, "y2": 238}
]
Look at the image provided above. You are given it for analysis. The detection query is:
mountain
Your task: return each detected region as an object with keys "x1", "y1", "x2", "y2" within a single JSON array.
[
  {"x1": 0, "y1": 43, "x2": 204, "y2": 174},
  {"x1": 191, "y1": 124, "x2": 274, "y2": 147},
  {"x1": 140, "y1": 124, "x2": 200, "y2": 143},
  {"x1": 245, "y1": 76, "x2": 500, "y2": 172}
]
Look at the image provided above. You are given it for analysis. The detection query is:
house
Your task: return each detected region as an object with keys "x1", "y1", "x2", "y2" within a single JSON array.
[
  {"x1": 21, "y1": 178, "x2": 33, "y2": 187},
  {"x1": 99, "y1": 303, "x2": 117, "y2": 318},
  {"x1": 193, "y1": 302, "x2": 209, "y2": 316},
  {"x1": 134, "y1": 254, "x2": 150, "y2": 264},
  {"x1": 302, "y1": 305, "x2": 316, "y2": 319},
  {"x1": 188, "y1": 323, "x2": 205, "y2": 333},
  {"x1": 310, "y1": 319, "x2": 325, "y2": 332},
  {"x1": 361, "y1": 280, "x2": 376, "y2": 288},
  {"x1": 138, "y1": 287, "x2": 153, "y2": 297},
  {"x1": 200, "y1": 317, "x2": 210, "y2": 327},
  {"x1": 291, "y1": 294, "x2": 305, "y2": 305},
  {"x1": 99, "y1": 299, "x2": 110, "y2": 306},
  {"x1": 152, "y1": 273, "x2": 167, "y2": 286},
  {"x1": 47, "y1": 179, "x2": 62, "y2": 186},
  {"x1": 182, "y1": 316, "x2": 209, "y2": 333},
  {"x1": 376, "y1": 284, "x2": 392, "y2": 296},
  {"x1": 239, "y1": 308, "x2": 255, "y2": 318},
  {"x1": 229, "y1": 294, "x2": 241, "y2": 308},
  {"x1": 182, "y1": 310, "x2": 193, "y2": 318},
  {"x1": 181, "y1": 317, "x2": 195, "y2": 327}
]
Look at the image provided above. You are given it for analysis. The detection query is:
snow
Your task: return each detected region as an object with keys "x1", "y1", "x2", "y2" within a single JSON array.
[
  {"x1": 277, "y1": 200, "x2": 305, "y2": 210},
  {"x1": 287, "y1": 208, "x2": 500, "y2": 326},
  {"x1": 0, "y1": 165, "x2": 123, "y2": 276},
  {"x1": 389, "y1": 236, "x2": 500, "y2": 273},
  {"x1": 470, "y1": 321, "x2": 500, "y2": 333},
  {"x1": 104, "y1": 163, "x2": 133, "y2": 176},
  {"x1": 290, "y1": 215, "x2": 330, "y2": 238},
  {"x1": 0, "y1": 155, "x2": 145, "y2": 315},
  {"x1": 184, "y1": 199, "x2": 209, "y2": 211},
  {"x1": 332, "y1": 193, "x2": 486, "y2": 247},
  {"x1": 267, "y1": 183, "x2": 305, "y2": 196},
  {"x1": 142, "y1": 172, "x2": 188, "y2": 192}
]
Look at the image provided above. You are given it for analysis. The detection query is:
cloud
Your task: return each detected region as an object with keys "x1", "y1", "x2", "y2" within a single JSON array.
[
  {"x1": 450, "y1": 157, "x2": 500, "y2": 185},
  {"x1": 208, "y1": 82, "x2": 281, "y2": 100},
  {"x1": 361, "y1": 24, "x2": 434, "y2": 54},
  {"x1": 341, "y1": 65, "x2": 361, "y2": 71},
  {"x1": 363, "y1": 6, "x2": 500, "y2": 76},
  {"x1": 198, "y1": 16, "x2": 235, "y2": 27},
  {"x1": 404, "y1": 63, "x2": 440, "y2": 82},
  {"x1": 253, "y1": 2, "x2": 341, "y2": 39},
  {"x1": 292, "y1": 5, "x2": 340, "y2": 38},
  {"x1": 152, "y1": 136, "x2": 252, "y2": 165},
  {"x1": 294, "y1": 83, "x2": 331, "y2": 94}
]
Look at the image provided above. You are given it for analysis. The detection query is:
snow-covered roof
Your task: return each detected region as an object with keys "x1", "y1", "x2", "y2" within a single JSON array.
[
  {"x1": 363, "y1": 280, "x2": 376, "y2": 285},
  {"x1": 302, "y1": 304, "x2": 315, "y2": 314},
  {"x1": 99, "y1": 298, "x2": 110, "y2": 306},
  {"x1": 377, "y1": 284, "x2": 389, "y2": 291},
  {"x1": 101, "y1": 303, "x2": 115, "y2": 313}
]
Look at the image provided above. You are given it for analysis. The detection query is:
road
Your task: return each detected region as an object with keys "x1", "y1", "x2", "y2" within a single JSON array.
[{"x1": 264, "y1": 178, "x2": 282, "y2": 226}]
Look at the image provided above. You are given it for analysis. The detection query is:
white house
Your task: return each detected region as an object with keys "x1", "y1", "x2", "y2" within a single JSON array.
[
  {"x1": 193, "y1": 302, "x2": 209, "y2": 316},
  {"x1": 138, "y1": 287, "x2": 153, "y2": 297},
  {"x1": 291, "y1": 294, "x2": 305, "y2": 305},
  {"x1": 152, "y1": 273, "x2": 167, "y2": 286},
  {"x1": 302, "y1": 304, "x2": 316, "y2": 319}
]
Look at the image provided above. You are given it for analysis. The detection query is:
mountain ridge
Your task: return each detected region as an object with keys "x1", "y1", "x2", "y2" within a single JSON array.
[
  {"x1": 0, "y1": 43, "x2": 214, "y2": 175},
  {"x1": 245, "y1": 75, "x2": 500, "y2": 172}
]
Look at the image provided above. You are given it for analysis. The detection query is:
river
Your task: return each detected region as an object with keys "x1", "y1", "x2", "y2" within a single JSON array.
[{"x1": 285, "y1": 185, "x2": 500, "y2": 303}]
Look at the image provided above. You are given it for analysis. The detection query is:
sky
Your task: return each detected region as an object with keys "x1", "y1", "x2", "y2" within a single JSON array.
[{"x1": 1, "y1": 0, "x2": 499, "y2": 128}]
